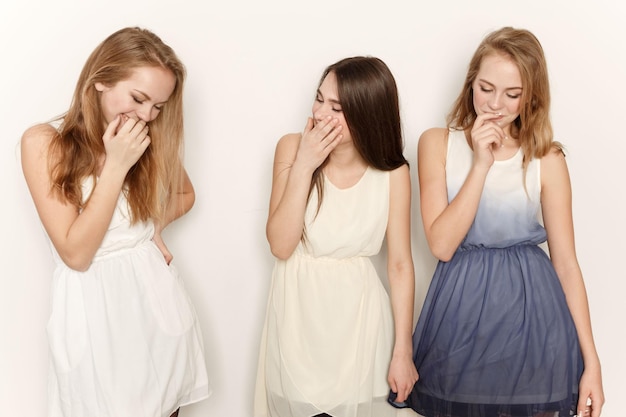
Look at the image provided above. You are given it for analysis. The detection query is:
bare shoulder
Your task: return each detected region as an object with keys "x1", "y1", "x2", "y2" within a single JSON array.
[
  {"x1": 540, "y1": 145, "x2": 571, "y2": 192},
  {"x1": 389, "y1": 163, "x2": 410, "y2": 181},
  {"x1": 419, "y1": 127, "x2": 448, "y2": 141},
  {"x1": 274, "y1": 132, "x2": 301, "y2": 161},
  {"x1": 540, "y1": 145, "x2": 568, "y2": 174},
  {"x1": 20, "y1": 123, "x2": 57, "y2": 160},
  {"x1": 418, "y1": 127, "x2": 448, "y2": 149},
  {"x1": 276, "y1": 132, "x2": 301, "y2": 148},
  {"x1": 418, "y1": 127, "x2": 448, "y2": 160},
  {"x1": 389, "y1": 164, "x2": 411, "y2": 197}
]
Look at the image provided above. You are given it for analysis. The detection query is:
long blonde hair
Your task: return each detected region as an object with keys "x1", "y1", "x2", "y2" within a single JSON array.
[
  {"x1": 447, "y1": 27, "x2": 562, "y2": 169},
  {"x1": 49, "y1": 26, "x2": 186, "y2": 223}
]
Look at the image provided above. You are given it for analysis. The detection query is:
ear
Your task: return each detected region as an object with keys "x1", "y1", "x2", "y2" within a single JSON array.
[{"x1": 94, "y1": 82, "x2": 108, "y2": 92}]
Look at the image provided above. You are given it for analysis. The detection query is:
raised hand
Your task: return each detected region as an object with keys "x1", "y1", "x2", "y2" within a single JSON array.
[
  {"x1": 293, "y1": 116, "x2": 343, "y2": 173},
  {"x1": 470, "y1": 112, "x2": 507, "y2": 169},
  {"x1": 102, "y1": 114, "x2": 151, "y2": 173}
]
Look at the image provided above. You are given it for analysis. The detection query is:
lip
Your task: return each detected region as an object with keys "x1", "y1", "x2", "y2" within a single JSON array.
[{"x1": 479, "y1": 110, "x2": 506, "y2": 120}]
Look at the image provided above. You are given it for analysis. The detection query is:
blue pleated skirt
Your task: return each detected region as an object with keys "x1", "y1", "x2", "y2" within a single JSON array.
[{"x1": 395, "y1": 244, "x2": 583, "y2": 417}]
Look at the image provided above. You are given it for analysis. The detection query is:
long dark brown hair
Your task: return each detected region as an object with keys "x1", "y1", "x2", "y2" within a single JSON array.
[
  {"x1": 309, "y1": 56, "x2": 408, "y2": 209},
  {"x1": 48, "y1": 27, "x2": 186, "y2": 223}
]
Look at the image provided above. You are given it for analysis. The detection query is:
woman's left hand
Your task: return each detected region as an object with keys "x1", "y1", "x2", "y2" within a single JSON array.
[
  {"x1": 387, "y1": 354, "x2": 418, "y2": 403},
  {"x1": 153, "y1": 231, "x2": 173, "y2": 264},
  {"x1": 577, "y1": 367, "x2": 604, "y2": 417}
]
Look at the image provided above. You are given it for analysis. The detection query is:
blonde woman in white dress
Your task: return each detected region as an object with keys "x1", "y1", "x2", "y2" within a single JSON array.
[{"x1": 21, "y1": 27, "x2": 210, "y2": 417}]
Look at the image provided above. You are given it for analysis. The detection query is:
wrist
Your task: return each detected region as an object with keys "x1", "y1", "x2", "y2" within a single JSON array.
[{"x1": 290, "y1": 159, "x2": 317, "y2": 178}]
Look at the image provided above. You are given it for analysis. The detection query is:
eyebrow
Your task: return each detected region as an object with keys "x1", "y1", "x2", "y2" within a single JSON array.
[
  {"x1": 316, "y1": 89, "x2": 341, "y2": 105},
  {"x1": 477, "y1": 79, "x2": 522, "y2": 91}
]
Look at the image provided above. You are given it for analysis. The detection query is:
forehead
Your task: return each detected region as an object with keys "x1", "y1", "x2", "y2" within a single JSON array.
[
  {"x1": 319, "y1": 71, "x2": 339, "y2": 96},
  {"x1": 120, "y1": 66, "x2": 176, "y2": 101},
  {"x1": 476, "y1": 53, "x2": 522, "y2": 86}
]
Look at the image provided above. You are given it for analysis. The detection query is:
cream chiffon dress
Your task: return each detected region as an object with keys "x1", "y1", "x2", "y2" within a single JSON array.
[
  {"x1": 255, "y1": 167, "x2": 399, "y2": 417},
  {"x1": 46, "y1": 178, "x2": 210, "y2": 417}
]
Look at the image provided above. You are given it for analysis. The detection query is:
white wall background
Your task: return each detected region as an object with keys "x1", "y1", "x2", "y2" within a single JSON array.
[{"x1": 1, "y1": 0, "x2": 624, "y2": 416}]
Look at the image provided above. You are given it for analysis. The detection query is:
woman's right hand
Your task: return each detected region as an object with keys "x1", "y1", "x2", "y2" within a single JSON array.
[
  {"x1": 102, "y1": 115, "x2": 151, "y2": 172},
  {"x1": 293, "y1": 116, "x2": 343, "y2": 173},
  {"x1": 470, "y1": 112, "x2": 506, "y2": 169}
]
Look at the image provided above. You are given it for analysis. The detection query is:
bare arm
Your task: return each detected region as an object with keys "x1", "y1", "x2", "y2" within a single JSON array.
[
  {"x1": 386, "y1": 164, "x2": 418, "y2": 403},
  {"x1": 152, "y1": 168, "x2": 195, "y2": 264},
  {"x1": 420, "y1": 116, "x2": 505, "y2": 261},
  {"x1": 540, "y1": 150, "x2": 604, "y2": 416},
  {"x1": 21, "y1": 117, "x2": 150, "y2": 271},
  {"x1": 266, "y1": 117, "x2": 342, "y2": 259}
]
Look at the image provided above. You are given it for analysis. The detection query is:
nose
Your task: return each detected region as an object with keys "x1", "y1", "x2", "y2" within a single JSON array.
[
  {"x1": 313, "y1": 102, "x2": 330, "y2": 122},
  {"x1": 488, "y1": 94, "x2": 503, "y2": 110},
  {"x1": 136, "y1": 104, "x2": 156, "y2": 122}
]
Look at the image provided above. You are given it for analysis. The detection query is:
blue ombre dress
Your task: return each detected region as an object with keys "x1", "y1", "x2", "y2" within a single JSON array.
[{"x1": 398, "y1": 130, "x2": 583, "y2": 417}]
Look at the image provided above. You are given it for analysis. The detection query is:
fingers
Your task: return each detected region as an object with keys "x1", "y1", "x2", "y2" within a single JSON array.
[
  {"x1": 102, "y1": 115, "x2": 151, "y2": 171},
  {"x1": 295, "y1": 116, "x2": 344, "y2": 171},
  {"x1": 388, "y1": 368, "x2": 418, "y2": 404},
  {"x1": 470, "y1": 113, "x2": 507, "y2": 168},
  {"x1": 103, "y1": 114, "x2": 123, "y2": 140},
  {"x1": 310, "y1": 116, "x2": 342, "y2": 141},
  {"x1": 472, "y1": 112, "x2": 507, "y2": 141},
  {"x1": 576, "y1": 396, "x2": 596, "y2": 417},
  {"x1": 388, "y1": 375, "x2": 398, "y2": 390},
  {"x1": 390, "y1": 380, "x2": 411, "y2": 403}
]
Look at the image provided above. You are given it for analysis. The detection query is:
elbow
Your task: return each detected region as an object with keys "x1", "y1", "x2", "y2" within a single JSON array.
[
  {"x1": 61, "y1": 256, "x2": 92, "y2": 272},
  {"x1": 267, "y1": 231, "x2": 297, "y2": 260},
  {"x1": 180, "y1": 191, "x2": 195, "y2": 216},
  {"x1": 266, "y1": 223, "x2": 299, "y2": 260},
  {"x1": 58, "y1": 250, "x2": 94, "y2": 272},
  {"x1": 269, "y1": 243, "x2": 295, "y2": 260},
  {"x1": 428, "y1": 241, "x2": 456, "y2": 263},
  {"x1": 186, "y1": 190, "x2": 196, "y2": 212}
]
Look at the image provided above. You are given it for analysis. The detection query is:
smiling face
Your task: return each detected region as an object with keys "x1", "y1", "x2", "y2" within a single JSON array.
[
  {"x1": 95, "y1": 65, "x2": 176, "y2": 126},
  {"x1": 472, "y1": 53, "x2": 523, "y2": 132},
  {"x1": 312, "y1": 71, "x2": 352, "y2": 143}
]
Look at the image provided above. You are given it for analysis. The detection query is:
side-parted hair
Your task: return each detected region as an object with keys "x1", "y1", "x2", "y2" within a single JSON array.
[
  {"x1": 447, "y1": 26, "x2": 562, "y2": 170},
  {"x1": 309, "y1": 56, "x2": 408, "y2": 209},
  {"x1": 48, "y1": 26, "x2": 186, "y2": 223}
]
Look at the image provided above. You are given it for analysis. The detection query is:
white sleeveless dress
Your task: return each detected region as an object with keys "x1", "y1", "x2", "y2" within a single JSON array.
[
  {"x1": 255, "y1": 167, "x2": 399, "y2": 417},
  {"x1": 46, "y1": 178, "x2": 210, "y2": 417}
]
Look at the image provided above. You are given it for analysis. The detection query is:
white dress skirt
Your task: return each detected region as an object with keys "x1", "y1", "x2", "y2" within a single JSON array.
[
  {"x1": 255, "y1": 168, "x2": 400, "y2": 417},
  {"x1": 46, "y1": 179, "x2": 210, "y2": 417}
]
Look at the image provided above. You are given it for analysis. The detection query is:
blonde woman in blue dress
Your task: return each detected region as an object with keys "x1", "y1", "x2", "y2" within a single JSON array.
[
  {"x1": 255, "y1": 56, "x2": 418, "y2": 417},
  {"x1": 397, "y1": 27, "x2": 604, "y2": 417},
  {"x1": 21, "y1": 27, "x2": 210, "y2": 417}
]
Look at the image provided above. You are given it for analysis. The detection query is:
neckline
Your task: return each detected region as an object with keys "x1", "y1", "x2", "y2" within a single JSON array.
[
  {"x1": 324, "y1": 166, "x2": 370, "y2": 191},
  {"x1": 493, "y1": 146, "x2": 522, "y2": 164}
]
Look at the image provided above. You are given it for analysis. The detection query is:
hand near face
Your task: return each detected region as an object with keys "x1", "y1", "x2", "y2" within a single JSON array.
[
  {"x1": 102, "y1": 114, "x2": 151, "y2": 172},
  {"x1": 470, "y1": 112, "x2": 507, "y2": 169},
  {"x1": 293, "y1": 116, "x2": 343, "y2": 173}
]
